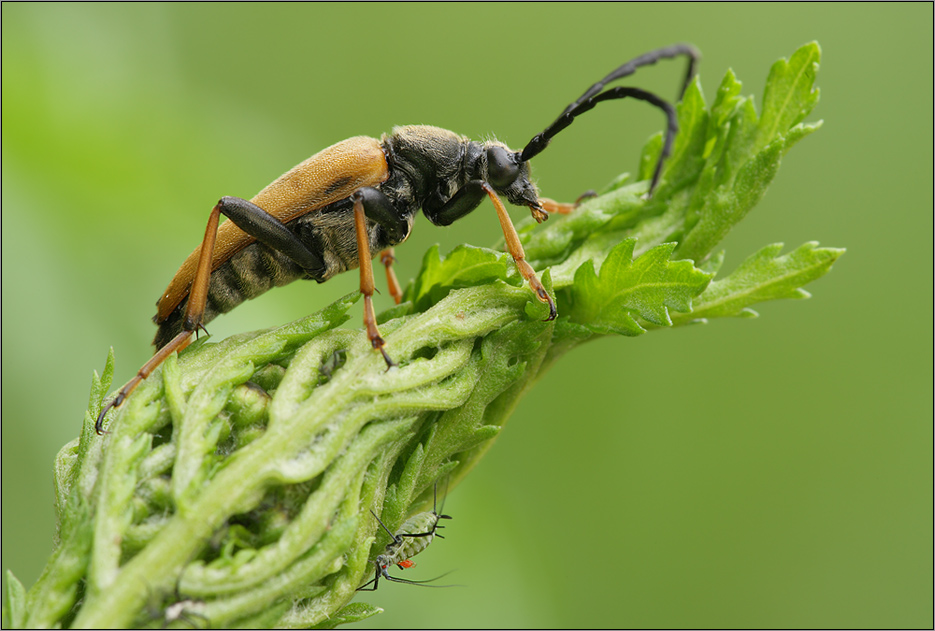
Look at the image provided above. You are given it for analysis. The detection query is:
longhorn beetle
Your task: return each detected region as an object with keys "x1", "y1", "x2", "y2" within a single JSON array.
[
  {"x1": 95, "y1": 44, "x2": 700, "y2": 433},
  {"x1": 358, "y1": 483, "x2": 452, "y2": 591}
]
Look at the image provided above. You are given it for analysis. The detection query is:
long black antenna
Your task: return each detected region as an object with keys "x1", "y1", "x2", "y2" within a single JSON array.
[{"x1": 520, "y1": 44, "x2": 700, "y2": 196}]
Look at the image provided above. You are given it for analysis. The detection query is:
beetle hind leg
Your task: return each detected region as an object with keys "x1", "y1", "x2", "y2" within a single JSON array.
[{"x1": 96, "y1": 204, "x2": 222, "y2": 433}]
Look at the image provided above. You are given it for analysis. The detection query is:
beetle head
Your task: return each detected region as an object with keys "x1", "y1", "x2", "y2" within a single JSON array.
[{"x1": 483, "y1": 142, "x2": 545, "y2": 221}]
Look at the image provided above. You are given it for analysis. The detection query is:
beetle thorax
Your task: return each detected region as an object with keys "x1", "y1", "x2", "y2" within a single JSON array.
[{"x1": 381, "y1": 125, "x2": 473, "y2": 206}]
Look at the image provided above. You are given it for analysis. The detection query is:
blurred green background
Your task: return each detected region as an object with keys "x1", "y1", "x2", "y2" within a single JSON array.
[{"x1": 2, "y1": 4, "x2": 932, "y2": 628}]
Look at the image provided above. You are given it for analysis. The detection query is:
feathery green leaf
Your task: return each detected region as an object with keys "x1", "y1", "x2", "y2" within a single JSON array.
[
  {"x1": 674, "y1": 242, "x2": 845, "y2": 322},
  {"x1": 570, "y1": 240, "x2": 712, "y2": 335}
]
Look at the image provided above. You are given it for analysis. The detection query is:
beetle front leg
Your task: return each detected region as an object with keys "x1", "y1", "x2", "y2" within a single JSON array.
[
  {"x1": 537, "y1": 190, "x2": 597, "y2": 215},
  {"x1": 425, "y1": 180, "x2": 557, "y2": 320},
  {"x1": 352, "y1": 192, "x2": 395, "y2": 368},
  {"x1": 481, "y1": 182, "x2": 557, "y2": 321}
]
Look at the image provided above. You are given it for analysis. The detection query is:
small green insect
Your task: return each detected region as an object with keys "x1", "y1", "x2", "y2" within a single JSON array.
[{"x1": 358, "y1": 484, "x2": 452, "y2": 591}]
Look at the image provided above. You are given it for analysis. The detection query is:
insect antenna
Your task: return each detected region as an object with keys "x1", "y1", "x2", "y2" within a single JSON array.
[
  {"x1": 520, "y1": 43, "x2": 700, "y2": 196},
  {"x1": 370, "y1": 509, "x2": 397, "y2": 540}
]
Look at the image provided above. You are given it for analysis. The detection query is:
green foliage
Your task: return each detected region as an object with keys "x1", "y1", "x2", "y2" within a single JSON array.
[
  {"x1": 570, "y1": 240, "x2": 712, "y2": 335},
  {"x1": 2, "y1": 572, "x2": 26, "y2": 630},
  {"x1": 675, "y1": 242, "x2": 846, "y2": 322},
  {"x1": 310, "y1": 603, "x2": 383, "y2": 629},
  {"x1": 673, "y1": 43, "x2": 823, "y2": 263},
  {"x1": 4, "y1": 43, "x2": 843, "y2": 629},
  {"x1": 402, "y1": 244, "x2": 514, "y2": 313}
]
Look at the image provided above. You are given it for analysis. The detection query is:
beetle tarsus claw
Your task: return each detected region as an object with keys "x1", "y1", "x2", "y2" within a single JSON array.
[
  {"x1": 543, "y1": 297, "x2": 558, "y2": 322},
  {"x1": 379, "y1": 346, "x2": 397, "y2": 370},
  {"x1": 95, "y1": 399, "x2": 118, "y2": 435}
]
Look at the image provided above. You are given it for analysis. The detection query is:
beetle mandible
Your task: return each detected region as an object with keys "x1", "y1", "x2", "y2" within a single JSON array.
[{"x1": 95, "y1": 44, "x2": 700, "y2": 433}]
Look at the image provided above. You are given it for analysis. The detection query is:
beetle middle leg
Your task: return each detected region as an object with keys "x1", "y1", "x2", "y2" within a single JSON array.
[
  {"x1": 351, "y1": 189, "x2": 405, "y2": 368},
  {"x1": 209, "y1": 196, "x2": 405, "y2": 371}
]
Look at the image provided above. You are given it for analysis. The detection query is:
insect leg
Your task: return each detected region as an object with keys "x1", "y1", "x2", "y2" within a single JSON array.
[
  {"x1": 357, "y1": 564, "x2": 383, "y2": 591},
  {"x1": 352, "y1": 186, "x2": 410, "y2": 306},
  {"x1": 351, "y1": 191, "x2": 395, "y2": 368},
  {"x1": 536, "y1": 198, "x2": 575, "y2": 215},
  {"x1": 379, "y1": 248, "x2": 403, "y2": 304},
  {"x1": 97, "y1": 194, "x2": 337, "y2": 432},
  {"x1": 356, "y1": 512, "x2": 398, "y2": 591},
  {"x1": 422, "y1": 180, "x2": 487, "y2": 226},
  {"x1": 96, "y1": 204, "x2": 222, "y2": 433},
  {"x1": 537, "y1": 190, "x2": 597, "y2": 215},
  {"x1": 95, "y1": 333, "x2": 193, "y2": 433},
  {"x1": 358, "y1": 563, "x2": 449, "y2": 591},
  {"x1": 213, "y1": 196, "x2": 327, "y2": 276},
  {"x1": 422, "y1": 181, "x2": 554, "y2": 313},
  {"x1": 481, "y1": 182, "x2": 557, "y2": 321}
]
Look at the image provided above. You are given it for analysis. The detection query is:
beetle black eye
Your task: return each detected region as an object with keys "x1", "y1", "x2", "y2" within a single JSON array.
[{"x1": 486, "y1": 146, "x2": 520, "y2": 188}]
